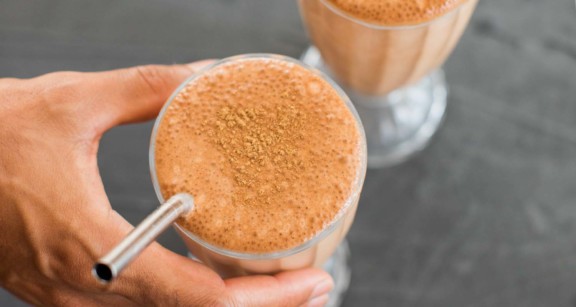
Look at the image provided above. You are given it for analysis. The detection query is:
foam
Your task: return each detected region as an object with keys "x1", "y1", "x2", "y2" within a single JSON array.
[
  {"x1": 327, "y1": 0, "x2": 467, "y2": 26},
  {"x1": 154, "y1": 57, "x2": 362, "y2": 253}
]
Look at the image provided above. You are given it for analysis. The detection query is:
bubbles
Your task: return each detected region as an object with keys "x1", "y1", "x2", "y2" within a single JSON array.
[
  {"x1": 328, "y1": 0, "x2": 463, "y2": 25},
  {"x1": 306, "y1": 80, "x2": 322, "y2": 95},
  {"x1": 154, "y1": 56, "x2": 362, "y2": 254}
]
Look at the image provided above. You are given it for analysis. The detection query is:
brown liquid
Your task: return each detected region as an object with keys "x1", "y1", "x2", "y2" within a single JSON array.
[
  {"x1": 327, "y1": 0, "x2": 467, "y2": 26},
  {"x1": 299, "y1": 0, "x2": 477, "y2": 95},
  {"x1": 154, "y1": 57, "x2": 363, "y2": 256}
]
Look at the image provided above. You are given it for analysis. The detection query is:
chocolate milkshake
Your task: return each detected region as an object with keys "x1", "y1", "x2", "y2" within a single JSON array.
[
  {"x1": 151, "y1": 55, "x2": 366, "y2": 277},
  {"x1": 299, "y1": 0, "x2": 478, "y2": 95}
]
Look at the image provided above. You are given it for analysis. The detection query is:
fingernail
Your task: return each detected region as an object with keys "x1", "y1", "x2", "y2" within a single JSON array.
[
  {"x1": 307, "y1": 294, "x2": 329, "y2": 307},
  {"x1": 310, "y1": 279, "x2": 333, "y2": 299}
]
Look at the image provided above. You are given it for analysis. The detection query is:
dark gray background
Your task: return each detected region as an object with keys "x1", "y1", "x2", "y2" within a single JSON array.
[{"x1": 1, "y1": 0, "x2": 576, "y2": 306}]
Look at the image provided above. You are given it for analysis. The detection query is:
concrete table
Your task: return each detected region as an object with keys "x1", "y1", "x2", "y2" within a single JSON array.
[{"x1": 1, "y1": 1, "x2": 575, "y2": 306}]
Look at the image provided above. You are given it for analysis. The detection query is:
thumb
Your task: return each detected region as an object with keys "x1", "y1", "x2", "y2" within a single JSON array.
[
  {"x1": 225, "y1": 268, "x2": 334, "y2": 307},
  {"x1": 87, "y1": 60, "x2": 215, "y2": 131}
]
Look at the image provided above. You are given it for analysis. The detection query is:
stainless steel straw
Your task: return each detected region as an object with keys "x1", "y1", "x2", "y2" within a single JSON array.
[{"x1": 92, "y1": 193, "x2": 194, "y2": 283}]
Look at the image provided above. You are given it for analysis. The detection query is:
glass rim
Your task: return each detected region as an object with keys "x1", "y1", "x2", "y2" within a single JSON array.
[
  {"x1": 149, "y1": 53, "x2": 367, "y2": 260},
  {"x1": 317, "y1": 0, "x2": 471, "y2": 30}
]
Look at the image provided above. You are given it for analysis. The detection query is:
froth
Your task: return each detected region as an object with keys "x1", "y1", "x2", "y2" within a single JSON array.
[
  {"x1": 154, "y1": 57, "x2": 361, "y2": 253},
  {"x1": 327, "y1": 0, "x2": 467, "y2": 26}
]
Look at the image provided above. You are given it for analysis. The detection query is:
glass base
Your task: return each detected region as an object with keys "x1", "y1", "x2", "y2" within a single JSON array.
[
  {"x1": 323, "y1": 240, "x2": 351, "y2": 307},
  {"x1": 301, "y1": 46, "x2": 448, "y2": 168},
  {"x1": 186, "y1": 240, "x2": 351, "y2": 307}
]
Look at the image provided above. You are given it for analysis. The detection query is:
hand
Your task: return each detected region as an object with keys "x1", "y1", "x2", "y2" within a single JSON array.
[{"x1": 0, "y1": 62, "x2": 333, "y2": 306}]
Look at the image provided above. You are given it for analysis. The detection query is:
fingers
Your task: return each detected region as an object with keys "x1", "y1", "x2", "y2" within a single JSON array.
[
  {"x1": 26, "y1": 60, "x2": 215, "y2": 134},
  {"x1": 91, "y1": 209, "x2": 332, "y2": 306},
  {"x1": 224, "y1": 268, "x2": 334, "y2": 307},
  {"x1": 103, "y1": 242, "x2": 226, "y2": 306},
  {"x1": 114, "y1": 64, "x2": 191, "y2": 123},
  {"x1": 86, "y1": 60, "x2": 215, "y2": 131},
  {"x1": 103, "y1": 60, "x2": 215, "y2": 127}
]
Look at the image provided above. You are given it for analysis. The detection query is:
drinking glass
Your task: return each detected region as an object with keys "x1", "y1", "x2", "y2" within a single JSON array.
[
  {"x1": 299, "y1": 0, "x2": 478, "y2": 167},
  {"x1": 149, "y1": 54, "x2": 367, "y2": 306}
]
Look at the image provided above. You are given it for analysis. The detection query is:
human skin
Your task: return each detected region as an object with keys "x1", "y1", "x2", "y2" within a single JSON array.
[{"x1": 0, "y1": 61, "x2": 333, "y2": 307}]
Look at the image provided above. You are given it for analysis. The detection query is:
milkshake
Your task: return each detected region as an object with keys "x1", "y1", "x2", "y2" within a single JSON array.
[
  {"x1": 150, "y1": 55, "x2": 366, "y2": 278},
  {"x1": 299, "y1": 0, "x2": 478, "y2": 95},
  {"x1": 299, "y1": 0, "x2": 477, "y2": 168}
]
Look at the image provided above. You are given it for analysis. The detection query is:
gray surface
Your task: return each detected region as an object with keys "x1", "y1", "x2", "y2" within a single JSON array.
[{"x1": 1, "y1": 0, "x2": 576, "y2": 306}]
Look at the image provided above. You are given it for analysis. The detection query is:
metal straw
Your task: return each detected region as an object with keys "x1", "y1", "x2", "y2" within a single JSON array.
[{"x1": 92, "y1": 193, "x2": 194, "y2": 284}]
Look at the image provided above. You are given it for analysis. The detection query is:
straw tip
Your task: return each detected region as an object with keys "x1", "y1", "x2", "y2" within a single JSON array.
[
  {"x1": 172, "y1": 193, "x2": 195, "y2": 212},
  {"x1": 93, "y1": 263, "x2": 115, "y2": 284}
]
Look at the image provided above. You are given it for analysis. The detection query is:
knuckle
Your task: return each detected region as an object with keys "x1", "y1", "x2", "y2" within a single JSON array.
[
  {"x1": 40, "y1": 70, "x2": 83, "y2": 80},
  {"x1": 2, "y1": 71, "x2": 84, "y2": 115},
  {"x1": 34, "y1": 243, "x2": 94, "y2": 292},
  {"x1": 33, "y1": 75, "x2": 83, "y2": 118},
  {"x1": 33, "y1": 251, "x2": 55, "y2": 281},
  {"x1": 0, "y1": 79, "x2": 20, "y2": 120},
  {"x1": 35, "y1": 72, "x2": 85, "y2": 106},
  {"x1": 40, "y1": 74, "x2": 83, "y2": 103},
  {"x1": 134, "y1": 65, "x2": 171, "y2": 97},
  {"x1": 29, "y1": 72, "x2": 99, "y2": 136}
]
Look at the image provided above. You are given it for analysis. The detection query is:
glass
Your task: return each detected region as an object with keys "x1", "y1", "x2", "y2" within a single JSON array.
[
  {"x1": 149, "y1": 54, "x2": 367, "y2": 306},
  {"x1": 299, "y1": 0, "x2": 478, "y2": 167}
]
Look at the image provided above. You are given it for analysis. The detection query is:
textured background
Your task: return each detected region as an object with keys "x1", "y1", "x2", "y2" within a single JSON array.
[{"x1": 1, "y1": 0, "x2": 576, "y2": 306}]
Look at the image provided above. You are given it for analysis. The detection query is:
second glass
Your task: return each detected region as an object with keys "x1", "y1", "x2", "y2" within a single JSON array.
[{"x1": 299, "y1": 0, "x2": 478, "y2": 167}]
